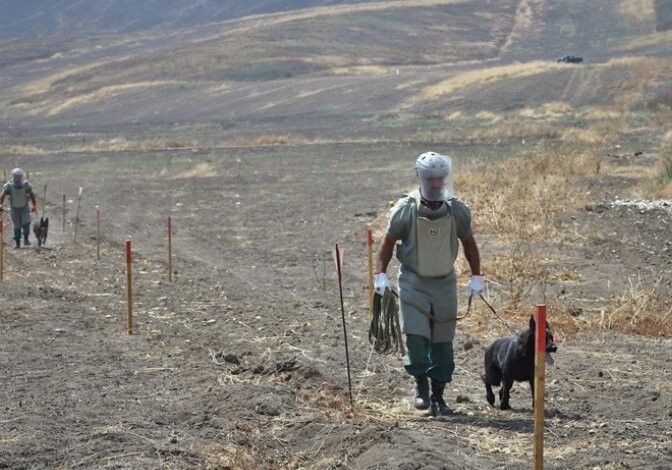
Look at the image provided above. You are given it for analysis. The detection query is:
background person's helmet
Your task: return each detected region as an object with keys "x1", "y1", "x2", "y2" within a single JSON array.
[
  {"x1": 414, "y1": 152, "x2": 454, "y2": 200},
  {"x1": 11, "y1": 167, "x2": 24, "y2": 184}
]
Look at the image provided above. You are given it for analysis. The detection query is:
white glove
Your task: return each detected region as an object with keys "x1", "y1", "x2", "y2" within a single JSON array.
[
  {"x1": 374, "y1": 273, "x2": 392, "y2": 296},
  {"x1": 466, "y1": 275, "x2": 485, "y2": 298}
]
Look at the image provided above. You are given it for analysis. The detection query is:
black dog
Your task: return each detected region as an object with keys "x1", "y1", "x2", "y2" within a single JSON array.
[
  {"x1": 33, "y1": 217, "x2": 48, "y2": 247},
  {"x1": 483, "y1": 316, "x2": 557, "y2": 410}
]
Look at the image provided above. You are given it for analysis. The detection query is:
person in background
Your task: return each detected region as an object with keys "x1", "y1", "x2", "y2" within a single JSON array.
[
  {"x1": 0, "y1": 168, "x2": 38, "y2": 248},
  {"x1": 374, "y1": 151, "x2": 484, "y2": 416}
]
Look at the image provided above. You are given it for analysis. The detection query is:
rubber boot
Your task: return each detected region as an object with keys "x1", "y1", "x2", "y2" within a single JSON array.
[
  {"x1": 413, "y1": 375, "x2": 430, "y2": 410},
  {"x1": 22, "y1": 223, "x2": 31, "y2": 246},
  {"x1": 429, "y1": 380, "x2": 453, "y2": 416}
]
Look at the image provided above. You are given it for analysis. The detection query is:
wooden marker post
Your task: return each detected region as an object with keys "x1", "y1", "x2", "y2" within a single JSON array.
[
  {"x1": 168, "y1": 216, "x2": 173, "y2": 282},
  {"x1": 96, "y1": 207, "x2": 101, "y2": 260},
  {"x1": 62, "y1": 193, "x2": 66, "y2": 232},
  {"x1": 126, "y1": 240, "x2": 133, "y2": 335},
  {"x1": 367, "y1": 229, "x2": 374, "y2": 313},
  {"x1": 534, "y1": 304, "x2": 547, "y2": 470}
]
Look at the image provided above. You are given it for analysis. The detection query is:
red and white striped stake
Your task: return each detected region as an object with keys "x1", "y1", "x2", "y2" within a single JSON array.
[
  {"x1": 534, "y1": 304, "x2": 547, "y2": 469},
  {"x1": 126, "y1": 240, "x2": 133, "y2": 335},
  {"x1": 332, "y1": 244, "x2": 354, "y2": 412},
  {"x1": 367, "y1": 230, "x2": 374, "y2": 313},
  {"x1": 168, "y1": 216, "x2": 173, "y2": 282}
]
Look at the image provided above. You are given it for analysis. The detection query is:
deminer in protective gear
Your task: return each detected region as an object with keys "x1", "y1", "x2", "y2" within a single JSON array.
[
  {"x1": 0, "y1": 168, "x2": 38, "y2": 248},
  {"x1": 374, "y1": 151, "x2": 484, "y2": 416}
]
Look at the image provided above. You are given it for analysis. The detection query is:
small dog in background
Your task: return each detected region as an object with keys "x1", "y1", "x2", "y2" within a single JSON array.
[
  {"x1": 483, "y1": 316, "x2": 558, "y2": 410},
  {"x1": 33, "y1": 217, "x2": 49, "y2": 247}
]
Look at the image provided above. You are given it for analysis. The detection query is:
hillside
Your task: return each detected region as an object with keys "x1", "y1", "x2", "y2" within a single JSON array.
[
  {"x1": 0, "y1": 0, "x2": 671, "y2": 148},
  {"x1": 0, "y1": 0, "x2": 381, "y2": 42},
  {"x1": 1, "y1": 1, "x2": 672, "y2": 468}
]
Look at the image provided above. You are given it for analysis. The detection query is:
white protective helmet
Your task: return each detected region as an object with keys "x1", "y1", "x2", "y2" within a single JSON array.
[{"x1": 415, "y1": 152, "x2": 454, "y2": 200}]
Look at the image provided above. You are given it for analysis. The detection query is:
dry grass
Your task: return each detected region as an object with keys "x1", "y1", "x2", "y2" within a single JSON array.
[
  {"x1": 659, "y1": 131, "x2": 672, "y2": 181},
  {"x1": 600, "y1": 277, "x2": 672, "y2": 336},
  {"x1": 618, "y1": 0, "x2": 655, "y2": 23},
  {"x1": 560, "y1": 123, "x2": 624, "y2": 145},
  {"x1": 622, "y1": 29, "x2": 672, "y2": 49},
  {"x1": 172, "y1": 163, "x2": 217, "y2": 179},
  {"x1": 202, "y1": 443, "x2": 260, "y2": 469},
  {"x1": 0, "y1": 144, "x2": 48, "y2": 155},
  {"x1": 457, "y1": 143, "x2": 601, "y2": 240},
  {"x1": 447, "y1": 141, "x2": 672, "y2": 338},
  {"x1": 402, "y1": 61, "x2": 565, "y2": 108},
  {"x1": 40, "y1": 81, "x2": 183, "y2": 116},
  {"x1": 473, "y1": 111, "x2": 502, "y2": 124},
  {"x1": 326, "y1": 65, "x2": 394, "y2": 76},
  {"x1": 232, "y1": 135, "x2": 304, "y2": 146},
  {"x1": 519, "y1": 101, "x2": 573, "y2": 120},
  {"x1": 462, "y1": 122, "x2": 561, "y2": 140},
  {"x1": 605, "y1": 57, "x2": 670, "y2": 109},
  {"x1": 68, "y1": 137, "x2": 198, "y2": 152}
]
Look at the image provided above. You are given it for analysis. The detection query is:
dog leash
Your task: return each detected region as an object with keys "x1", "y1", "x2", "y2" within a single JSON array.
[{"x1": 473, "y1": 294, "x2": 516, "y2": 332}]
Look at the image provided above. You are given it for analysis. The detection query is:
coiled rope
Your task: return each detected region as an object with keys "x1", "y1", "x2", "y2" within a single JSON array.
[{"x1": 368, "y1": 289, "x2": 406, "y2": 356}]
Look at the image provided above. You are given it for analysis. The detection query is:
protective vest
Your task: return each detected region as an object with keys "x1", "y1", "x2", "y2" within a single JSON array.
[
  {"x1": 396, "y1": 190, "x2": 458, "y2": 278},
  {"x1": 5, "y1": 182, "x2": 30, "y2": 209}
]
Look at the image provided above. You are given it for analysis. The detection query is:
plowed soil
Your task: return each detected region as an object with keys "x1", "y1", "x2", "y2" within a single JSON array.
[{"x1": 1, "y1": 143, "x2": 670, "y2": 469}]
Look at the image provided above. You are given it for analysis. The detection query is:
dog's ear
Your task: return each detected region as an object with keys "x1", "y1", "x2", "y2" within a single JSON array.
[
  {"x1": 45, "y1": 217, "x2": 49, "y2": 226},
  {"x1": 529, "y1": 316, "x2": 535, "y2": 329}
]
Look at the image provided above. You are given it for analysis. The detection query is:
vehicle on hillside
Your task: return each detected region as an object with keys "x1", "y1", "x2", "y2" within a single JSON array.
[{"x1": 556, "y1": 55, "x2": 583, "y2": 63}]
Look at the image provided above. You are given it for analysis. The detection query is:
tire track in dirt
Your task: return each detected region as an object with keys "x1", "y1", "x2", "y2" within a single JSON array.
[
  {"x1": 501, "y1": 0, "x2": 538, "y2": 52},
  {"x1": 559, "y1": 64, "x2": 602, "y2": 104}
]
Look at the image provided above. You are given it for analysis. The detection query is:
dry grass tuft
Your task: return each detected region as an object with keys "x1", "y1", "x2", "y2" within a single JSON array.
[
  {"x1": 67, "y1": 137, "x2": 197, "y2": 153},
  {"x1": 202, "y1": 443, "x2": 261, "y2": 469},
  {"x1": 519, "y1": 101, "x2": 573, "y2": 119},
  {"x1": 326, "y1": 65, "x2": 393, "y2": 76},
  {"x1": 173, "y1": 163, "x2": 217, "y2": 179},
  {"x1": 601, "y1": 277, "x2": 672, "y2": 336},
  {"x1": 560, "y1": 126, "x2": 619, "y2": 145},
  {"x1": 232, "y1": 135, "x2": 304, "y2": 146},
  {"x1": 0, "y1": 144, "x2": 48, "y2": 155},
  {"x1": 659, "y1": 131, "x2": 672, "y2": 181},
  {"x1": 461, "y1": 122, "x2": 561, "y2": 140},
  {"x1": 458, "y1": 143, "x2": 600, "y2": 241}
]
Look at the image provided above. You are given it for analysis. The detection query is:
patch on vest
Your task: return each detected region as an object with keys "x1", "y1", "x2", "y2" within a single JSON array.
[{"x1": 429, "y1": 228, "x2": 440, "y2": 237}]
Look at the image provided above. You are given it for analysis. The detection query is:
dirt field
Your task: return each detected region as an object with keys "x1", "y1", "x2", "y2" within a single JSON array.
[{"x1": 0, "y1": 142, "x2": 670, "y2": 469}]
